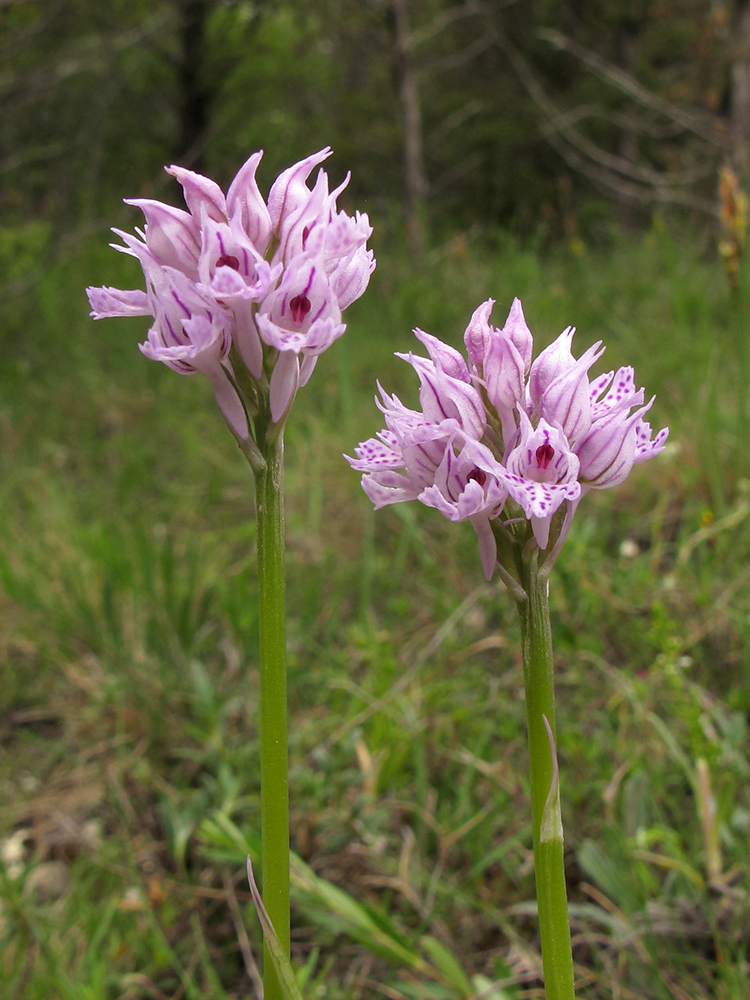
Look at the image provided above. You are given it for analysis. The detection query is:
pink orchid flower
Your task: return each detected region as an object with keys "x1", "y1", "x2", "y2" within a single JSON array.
[
  {"x1": 87, "y1": 149, "x2": 375, "y2": 440},
  {"x1": 349, "y1": 298, "x2": 668, "y2": 580}
]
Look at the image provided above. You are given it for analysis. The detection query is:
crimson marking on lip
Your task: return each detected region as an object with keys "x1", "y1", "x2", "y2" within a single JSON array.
[{"x1": 290, "y1": 294, "x2": 312, "y2": 324}]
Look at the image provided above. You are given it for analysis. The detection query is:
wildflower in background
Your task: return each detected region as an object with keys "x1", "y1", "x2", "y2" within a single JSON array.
[
  {"x1": 348, "y1": 297, "x2": 667, "y2": 578},
  {"x1": 88, "y1": 149, "x2": 374, "y2": 1000},
  {"x1": 87, "y1": 147, "x2": 375, "y2": 450},
  {"x1": 348, "y1": 297, "x2": 667, "y2": 1000}
]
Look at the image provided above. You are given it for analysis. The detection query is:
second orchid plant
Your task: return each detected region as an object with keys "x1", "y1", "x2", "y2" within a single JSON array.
[
  {"x1": 348, "y1": 299, "x2": 668, "y2": 999},
  {"x1": 87, "y1": 148, "x2": 374, "y2": 1000}
]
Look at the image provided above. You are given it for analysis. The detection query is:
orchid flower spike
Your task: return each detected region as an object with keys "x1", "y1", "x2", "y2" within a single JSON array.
[
  {"x1": 348, "y1": 299, "x2": 668, "y2": 582},
  {"x1": 87, "y1": 149, "x2": 375, "y2": 450}
]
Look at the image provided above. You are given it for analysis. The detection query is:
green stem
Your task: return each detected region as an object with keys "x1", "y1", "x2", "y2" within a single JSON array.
[
  {"x1": 254, "y1": 431, "x2": 290, "y2": 1000},
  {"x1": 516, "y1": 553, "x2": 576, "y2": 1000}
]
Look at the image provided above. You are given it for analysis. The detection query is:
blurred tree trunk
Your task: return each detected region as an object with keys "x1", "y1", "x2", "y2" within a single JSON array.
[
  {"x1": 731, "y1": 0, "x2": 750, "y2": 176},
  {"x1": 392, "y1": 0, "x2": 427, "y2": 261},
  {"x1": 179, "y1": 0, "x2": 212, "y2": 170}
]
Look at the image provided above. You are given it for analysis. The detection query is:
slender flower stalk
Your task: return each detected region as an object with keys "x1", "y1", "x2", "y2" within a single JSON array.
[
  {"x1": 348, "y1": 298, "x2": 667, "y2": 996},
  {"x1": 255, "y1": 427, "x2": 291, "y2": 996},
  {"x1": 516, "y1": 551, "x2": 575, "y2": 1000},
  {"x1": 88, "y1": 148, "x2": 374, "y2": 1000}
]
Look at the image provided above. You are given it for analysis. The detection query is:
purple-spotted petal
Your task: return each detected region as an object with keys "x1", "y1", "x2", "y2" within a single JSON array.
[
  {"x1": 590, "y1": 366, "x2": 639, "y2": 420},
  {"x1": 634, "y1": 418, "x2": 669, "y2": 462},
  {"x1": 504, "y1": 474, "x2": 581, "y2": 518},
  {"x1": 346, "y1": 434, "x2": 404, "y2": 472}
]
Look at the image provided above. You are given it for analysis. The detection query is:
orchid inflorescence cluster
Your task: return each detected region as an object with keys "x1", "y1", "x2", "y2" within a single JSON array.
[
  {"x1": 348, "y1": 298, "x2": 668, "y2": 582},
  {"x1": 87, "y1": 148, "x2": 375, "y2": 455}
]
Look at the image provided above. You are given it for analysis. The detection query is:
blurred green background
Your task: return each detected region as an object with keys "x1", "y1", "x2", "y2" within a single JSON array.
[
  {"x1": 2, "y1": 2, "x2": 750, "y2": 999},
  {"x1": 0, "y1": 0, "x2": 738, "y2": 253}
]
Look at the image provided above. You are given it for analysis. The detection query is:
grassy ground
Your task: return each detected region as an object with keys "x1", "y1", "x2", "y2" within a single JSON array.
[{"x1": 1, "y1": 222, "x2": 749, "y2": 1000}]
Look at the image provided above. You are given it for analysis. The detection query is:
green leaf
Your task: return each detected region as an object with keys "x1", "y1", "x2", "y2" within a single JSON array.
[
  {"x1": 247, "y1": 858, "x2": 305, "y2": 1000},
  {"x1": 197, "y1": 812, "x2": 260, "y2": 863},
  {"x1": 577, "y1": 838, "x2": 636, "y2": 911},
  {"x1": 291, "y1": 855, "x2": 426, "y2": 969},
  {"x1": 420, "y1": 936, "x2": 473, "y2": 995},
  {"x1": 296, "y1": 946, "x2": 320, "y2": 992}
]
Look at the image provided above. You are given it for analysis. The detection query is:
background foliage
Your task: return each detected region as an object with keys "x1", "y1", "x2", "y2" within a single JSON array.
[
  {"x1": 0, "y1": 0, "x2": 743, "y2": 247},
  {"x1": 2, "y1": 1, "x2": 750, "y2": 999}
]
